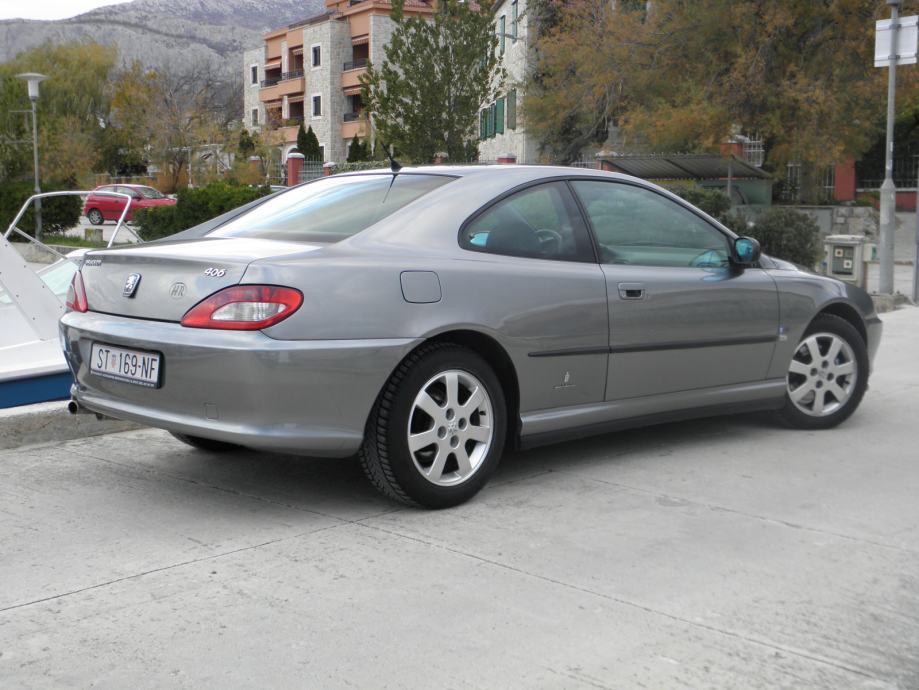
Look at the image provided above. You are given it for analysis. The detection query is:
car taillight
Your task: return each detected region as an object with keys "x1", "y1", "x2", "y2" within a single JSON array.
[
  {"x1": 65, "y1": 271, "x2": 88, "y2": 313},
  {"x1": 181, "y1": 285, "x2": 303, "y2": 330}
]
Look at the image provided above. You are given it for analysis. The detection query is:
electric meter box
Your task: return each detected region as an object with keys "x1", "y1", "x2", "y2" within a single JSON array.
[{"x1": 823, "y1": 234, "x2": 872, "y2": 288}]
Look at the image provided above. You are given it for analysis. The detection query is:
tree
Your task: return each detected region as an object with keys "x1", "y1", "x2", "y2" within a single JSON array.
[
  {"x1": 360, "y1": 0, "x2": 504, "y2": 163},
  {"x1": 0, "y1": 42, "x2": 117, "y2": 187},
  {"x1": 347, "y1": 133, "x2": 370, "y2": 162},
  {"x1": 237, "y1": 128, "x2": 255, "y2": 158},
  {"x1": 298, "y1": 125, "x2": 321, "y2": 160},
  {"x1": 296, "y1": 122, "x2": 308, "y2": 156},
  {"x1": 526, "y1": 0, "x2": 919, "y2": 178}
]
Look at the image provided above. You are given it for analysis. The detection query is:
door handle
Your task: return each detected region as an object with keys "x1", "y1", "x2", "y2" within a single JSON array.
[{"x1": 618, "y1": 282, "x2": 645, "y2": 300}]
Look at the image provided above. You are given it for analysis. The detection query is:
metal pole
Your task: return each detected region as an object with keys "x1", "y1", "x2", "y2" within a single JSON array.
[
  {"x1": 879, "y1": 1, "x2": 901, "y2": 295},
  {"x1": 30, "y1": 99, "x2": 42, "y2": 243},
  {"x1": 913, "y1": 197, "x2": 919, "y2": 302}
]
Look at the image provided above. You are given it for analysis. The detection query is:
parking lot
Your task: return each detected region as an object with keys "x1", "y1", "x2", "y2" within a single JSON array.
[{"x1": 1, "y1": 307, "x2": 917, "y2": 689}]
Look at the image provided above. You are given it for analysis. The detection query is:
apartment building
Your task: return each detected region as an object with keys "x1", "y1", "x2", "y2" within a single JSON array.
[
  {"x1": 478, "y1": 0, "x2": 539, "y2": 164},
  {"x1": 244, "y1": 0, "x2": 434, "y2": 165}
]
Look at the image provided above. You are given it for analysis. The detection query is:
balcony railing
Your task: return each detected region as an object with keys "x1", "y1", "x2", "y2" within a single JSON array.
[
  {"x1": 261, "y1": 77, "x2": 281, "y2": 87},
  {"x1": 343, "y1": 58, "x2": 368, "y2": 71},
  {"x1": 281, "y1": 69, "x2": 304, "y2": 81},
  {"x1": 284, "y1": 116, "x2": 305, "y2": 126},
  {"x1": 343, "y1": 112, "x2": 362, "y2": 122}
]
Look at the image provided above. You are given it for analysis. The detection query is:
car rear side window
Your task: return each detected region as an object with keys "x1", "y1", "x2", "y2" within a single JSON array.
[
  {"x1": 460, "y1": 182, "x2": 595, "y2": 262},
  {"x1": 210, "y1": 174, "x2": 454, "y2": 243}
]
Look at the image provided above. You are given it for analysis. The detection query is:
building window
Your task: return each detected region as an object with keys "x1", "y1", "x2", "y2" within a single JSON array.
[
  {"x1": 511, "y1": 1, "x2": 518, "y2": 42},
  {"x1": 312, "y1": 45, "x2": 321, "y2": 68},
  {"x1": 312, "y1": 95, "x2": 322, "y2": 118},
  {"x1": 251, "y1": 108, "x2": 258, "y2": 126},
  {"x1": 499, "y1": 16, "x2": 506, "y2": 55},
  {"x1": 318, "y1": 145, "x2": 325, "y2": 161},
  {"x1": 507, "y1": 89, "x2": 517, "y2": 130},
  {"x1": 250, "y1": 65, "x2": 258, "y2": 85},
  {"x1": 495, "y1": 97, "x2": 505, "y2": 135}
]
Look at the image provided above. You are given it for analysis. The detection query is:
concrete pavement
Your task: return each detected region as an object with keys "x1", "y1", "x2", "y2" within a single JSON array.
[{"x1": 1, "y1": 309, "x2": 918, "y2": 689}]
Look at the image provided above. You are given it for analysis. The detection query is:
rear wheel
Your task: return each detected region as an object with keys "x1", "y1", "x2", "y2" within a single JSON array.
[
  {"x1": 169, "y1": 432, "x2": 239, "y2": 452},
  {"x1": 777, "y1": 313, "x2": 868, "y2": 430},
  {"x1": 86, "y1": 208, "x2": 104, "y2": 225},
  {"x1": 360, "y1": 343, "x2": 506, "y2": 508}
]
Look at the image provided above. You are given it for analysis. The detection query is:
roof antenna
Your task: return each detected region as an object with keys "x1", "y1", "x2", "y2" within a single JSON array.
[{"x1": 384, "y1": 142, "x2": 402, "y2": 174}]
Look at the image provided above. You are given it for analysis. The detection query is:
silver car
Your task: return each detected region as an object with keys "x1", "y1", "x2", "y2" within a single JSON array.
[{"x1": 61, "y1": 166, "x2": 882, "y2": 507}]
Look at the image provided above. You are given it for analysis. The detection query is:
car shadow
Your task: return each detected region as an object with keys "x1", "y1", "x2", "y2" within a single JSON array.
[{"x1": 149, "y1": 411, "x2": 778, "y2": 515}]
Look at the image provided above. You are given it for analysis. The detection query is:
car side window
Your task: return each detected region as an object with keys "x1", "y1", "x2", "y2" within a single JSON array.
[
  {"x1": 460, "y1": 182, "x2": 594, "y2": 262},
  {"x1": 571, "y1": 181, "x2": 730, "y2": 268}
]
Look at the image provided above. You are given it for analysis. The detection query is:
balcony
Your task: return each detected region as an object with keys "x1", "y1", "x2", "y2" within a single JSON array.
[
  {"x1": 343, "y1": 58, "x2": 367, "y2": 71},
  {"x1": 258, "y1": 74, "x2": 306, "y2": 103},
  {"x1": 342, "y1": 118, "x2": 368, "y2": 140},
  {"x1": 342, "y1": 65, "x2": 368, "y2": 91}
]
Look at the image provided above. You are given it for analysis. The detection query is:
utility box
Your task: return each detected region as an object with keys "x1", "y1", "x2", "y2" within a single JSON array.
[{"x1": 824, "y1": 234, "x2": 872, "y2": 288}]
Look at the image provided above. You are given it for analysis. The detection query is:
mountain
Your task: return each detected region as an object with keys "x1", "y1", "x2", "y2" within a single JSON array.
[{"x1": 0, "y1": 0, "x2": 328, "y2": 73}]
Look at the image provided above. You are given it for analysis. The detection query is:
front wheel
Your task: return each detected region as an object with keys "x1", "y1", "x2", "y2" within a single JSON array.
[
  {"x1": 777, "y1": 313, "x2": 869, "y2": 430},
  {"x1": 86, "y1": 208, "x2": 104, "y2": 225},
  {"x1": 360, "y1": 343, "x2": 507, "y2": 508}
]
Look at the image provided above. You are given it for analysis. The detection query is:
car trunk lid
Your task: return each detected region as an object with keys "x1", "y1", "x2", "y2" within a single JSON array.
[{"x1": 80, "y1": 237, "x2": 317, "y2": 322}]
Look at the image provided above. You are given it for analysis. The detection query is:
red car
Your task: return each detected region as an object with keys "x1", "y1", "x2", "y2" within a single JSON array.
[{"x1": 83, "y1": 184, "x2": 176, "y2": 224}]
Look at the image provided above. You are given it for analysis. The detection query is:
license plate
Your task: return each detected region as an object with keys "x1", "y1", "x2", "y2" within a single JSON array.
[{"x1": 90, "y1": 342, "x2": 161, "y2": 388}]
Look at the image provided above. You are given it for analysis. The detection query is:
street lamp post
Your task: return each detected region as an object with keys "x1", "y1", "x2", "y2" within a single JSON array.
[{"x1": 16, "y1": 72, "x2": 47, "y2": 243}]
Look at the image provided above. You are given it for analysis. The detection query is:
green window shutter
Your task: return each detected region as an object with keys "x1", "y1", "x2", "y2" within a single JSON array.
[
  {"x1": 507, "y1": 90, "x2": 516, "y2": 130},
  {"x1": 512, "y1": 1, "x2": 518, "y2": 41},
  {"x1": 488, "y1": 104, "x2": 495, "y2": 138},
  {"x1": 479, "y1": 109, "x2": 486, "y2": 140},
  {"x1": 495, "y1": 97, "x2": 505, "y2": 135},
  {"x1": 499, "y1": 16, "x2": 505, "y2": 55}
]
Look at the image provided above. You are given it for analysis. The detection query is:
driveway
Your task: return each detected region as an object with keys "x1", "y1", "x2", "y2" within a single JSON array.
[{"x1": 1, "y1": 309, "x2": 917, "y2": 689}]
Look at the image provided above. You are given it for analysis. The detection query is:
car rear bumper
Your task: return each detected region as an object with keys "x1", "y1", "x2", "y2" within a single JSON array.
[{"x1": 61, "y1": 311, "x2": 420, "y2": 457}]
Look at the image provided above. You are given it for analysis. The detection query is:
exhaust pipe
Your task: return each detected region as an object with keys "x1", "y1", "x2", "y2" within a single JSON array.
[{"x1": 68, "y1": 397, "x2": 106, "y2": 420}]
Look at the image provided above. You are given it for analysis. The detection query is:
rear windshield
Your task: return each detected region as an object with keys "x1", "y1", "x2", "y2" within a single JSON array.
[{"x1": 209, "y1": 173, "x2": 454, "y2": 243}]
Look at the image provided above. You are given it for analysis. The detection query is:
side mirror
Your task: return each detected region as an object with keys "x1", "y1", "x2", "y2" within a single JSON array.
[{"x1": 733, "y1": 236, "x2": 761, "y2": 266}]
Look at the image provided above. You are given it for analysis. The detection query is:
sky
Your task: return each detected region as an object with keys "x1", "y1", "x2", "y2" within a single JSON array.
[{"x1": 0, "y1": 0, "x2": 132, "y2": 21}]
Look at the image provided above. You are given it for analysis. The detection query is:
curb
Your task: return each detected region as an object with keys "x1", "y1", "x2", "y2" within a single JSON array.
[{"x1": 0, "y1": 401, "x2": 142, "y2": 451}]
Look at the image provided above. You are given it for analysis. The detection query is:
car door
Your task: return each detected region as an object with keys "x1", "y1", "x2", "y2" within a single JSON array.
[
  {"x1": 115, "y1": 186, "x2": 140, "y2": 220},
  {"x1": 458, "y1": 180, "x2": 610, "y2": 411},
  {"x1": 92, "y1": 186, "x2": 115, "y2": 219},
  {"x1": 569, "y1": 179, "x2": 779, "y2": 401}
]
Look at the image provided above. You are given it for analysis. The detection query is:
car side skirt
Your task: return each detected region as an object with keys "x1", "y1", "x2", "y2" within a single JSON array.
[{"x1": 518, "y1": 379, "x2": 786, "y2": 449}]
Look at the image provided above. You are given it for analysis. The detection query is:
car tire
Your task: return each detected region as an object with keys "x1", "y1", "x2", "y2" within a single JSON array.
[
  {"x1": 777, "y1": 313, "x2": 869, "y2": 430},
  {"x1": 86, "y1": 208, "x2": 104, "y2": 225},
  {"x1": 359, "y1": 343, "x2": 507, "y2": 508},
  {"x1": 169, "y1": 432, "x2": 240, "y2": 452}
]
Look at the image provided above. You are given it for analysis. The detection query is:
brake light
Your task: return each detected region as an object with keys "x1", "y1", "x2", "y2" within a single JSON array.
[
  {"x1": 65, "y1": 271, "x2": 88, "y2": 313},
  {"x1": 181, "y1": 285, "x2": 303, "y2": 330}
]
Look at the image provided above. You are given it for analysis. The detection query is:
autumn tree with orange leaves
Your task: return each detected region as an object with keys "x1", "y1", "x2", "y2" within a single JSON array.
[{"x1": 527, "y1": 0, "x2": 919, "y2": 198}]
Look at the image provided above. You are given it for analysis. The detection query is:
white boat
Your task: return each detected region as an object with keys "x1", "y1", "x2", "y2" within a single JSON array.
[{"x1": 0, "y1": 191, "x2": 140, "y2": 408}]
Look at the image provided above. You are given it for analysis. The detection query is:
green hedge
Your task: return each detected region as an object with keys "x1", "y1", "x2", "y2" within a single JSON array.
[
  {"x1": 134, "y1": 181, "x2": 273, "y2": 241},
  {"x1": 743, "y1": 207, "x2": 821, "y2": 268},
  {"x1": 662, "y1": 183, "x2": 732, "y2": 221},
  {"x1": 0, "y1": 180, "x2": 81, "y2": 238}
]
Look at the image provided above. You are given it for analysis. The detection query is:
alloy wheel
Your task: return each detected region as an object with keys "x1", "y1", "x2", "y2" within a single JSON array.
[
  {"x1": 406, "y1": 369, "x2": 494, "y2": 486},
  {"x1": 786, "y1": 332, "x2": 858, "y2": 417}
]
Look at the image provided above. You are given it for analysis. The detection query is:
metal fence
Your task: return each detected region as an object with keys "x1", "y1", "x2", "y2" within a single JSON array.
[{"x1": 297, "y1": 160, "x2": 325, "y2": 183}]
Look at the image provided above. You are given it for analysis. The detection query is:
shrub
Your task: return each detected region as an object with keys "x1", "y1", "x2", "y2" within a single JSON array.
[
  {"x1": 746, "y1": 207, "x2": 821, "y2": 267},
  {"x1": 134, "y1": 181, "x2": 272, "y2": 241},
  {"x1": 0, "y1": 179, "x2": 81, "y2": 238},
  {"x1": 662, "y1": 183, "x2": 731, "y2": 221}
]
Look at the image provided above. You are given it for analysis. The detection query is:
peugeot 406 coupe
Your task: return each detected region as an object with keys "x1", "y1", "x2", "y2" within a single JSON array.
[{"x1": 61, "y1": 167, "x2": 882, "y2": 507}]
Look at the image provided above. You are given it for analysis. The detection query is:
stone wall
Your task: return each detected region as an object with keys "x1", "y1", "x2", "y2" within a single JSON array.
[
  {"x1": 242, "y1": 46, "x2": 265, "y2": 132},
  {"x1": 478, "y1": 0, "x2": 539, "y2": 164}
]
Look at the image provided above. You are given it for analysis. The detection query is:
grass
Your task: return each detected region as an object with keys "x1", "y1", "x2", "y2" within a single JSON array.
[{"x1": 45, "y1": 237, "x2": 108, "y2": 248}]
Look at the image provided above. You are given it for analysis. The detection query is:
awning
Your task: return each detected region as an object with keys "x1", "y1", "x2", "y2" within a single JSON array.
[
  {"x1": 265, "y1": 58, "x2": 281, "y2": 67},
  {"x1": 351, "y1": 35, "x2": 369, "y2": 46},
  {"x1": 291, "y1": 47, "x2": 303, "y2": 55},
  {"x1": 343, "y1": 85, "x2": 363, "y2": 96},
  {"x1": 600, "y1": 153, "x2": 770, "y2": 180}
]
